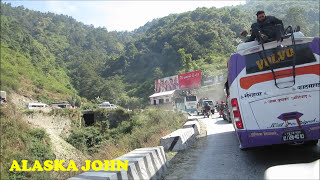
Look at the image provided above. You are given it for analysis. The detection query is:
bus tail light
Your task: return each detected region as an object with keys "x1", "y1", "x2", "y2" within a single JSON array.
[{"x1": 231, "y1": 98, "x2": 244, "y2": 129}]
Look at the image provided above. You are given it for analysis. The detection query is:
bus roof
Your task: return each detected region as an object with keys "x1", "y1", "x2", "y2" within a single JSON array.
[{"x1": 237, "y1": 32, "x2": 306, "y2": 55}]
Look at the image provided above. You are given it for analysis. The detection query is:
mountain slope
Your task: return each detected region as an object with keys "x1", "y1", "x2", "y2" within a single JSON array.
[{"x1": 1, "y1": 1, "x2": 319, "y2": 104}]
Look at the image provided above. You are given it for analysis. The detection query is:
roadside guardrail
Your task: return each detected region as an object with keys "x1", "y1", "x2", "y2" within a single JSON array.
[
  {"x1": 160, "y1": 128, "x2": 195, "y2": 151},
  {"x1": 69, "y1": 146, "x2": 168, "y2": 180}
]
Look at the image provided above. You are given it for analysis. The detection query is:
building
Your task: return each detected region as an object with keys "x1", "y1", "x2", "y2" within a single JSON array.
[{"x1": 149, "y1": 90, "x2": 175, "y2": 105}]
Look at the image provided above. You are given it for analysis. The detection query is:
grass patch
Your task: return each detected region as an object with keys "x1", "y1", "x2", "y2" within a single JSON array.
[{"x1": 0, "y1": 104, "x2": 55, "y2": 179}]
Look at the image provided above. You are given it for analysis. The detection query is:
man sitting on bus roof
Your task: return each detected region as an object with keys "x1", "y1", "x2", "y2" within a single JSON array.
[{"x1": 247, "y1": 11, "x2": 284, "y2": 48}]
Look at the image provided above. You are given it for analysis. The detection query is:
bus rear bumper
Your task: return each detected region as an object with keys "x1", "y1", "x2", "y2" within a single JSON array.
[{"x1": 236, "y1": 123, "x2": 320, "y2": 149}]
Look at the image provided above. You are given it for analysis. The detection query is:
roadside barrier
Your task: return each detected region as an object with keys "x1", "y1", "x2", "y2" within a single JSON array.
[
  {"x1": 187, "y1": 116, "x2": 198, "y2": 121},
  {"x1": 160, "y1": 128, "x2": 195, "y2": 151},
  {"x1": 69, "y1": 146, "x2": 168, "y2": 180},
  {"x1": 183, "y1": 120, "x2": 200, "y2": 135}
]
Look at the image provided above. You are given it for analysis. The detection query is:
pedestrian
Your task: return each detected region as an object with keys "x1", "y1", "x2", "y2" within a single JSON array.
[
  {"x1": 215, "y1": 101, "x2": 219, "y2": 111},
  {"x1": 241, "y1": 30, "x2": 251, "y2": 42},
  {"x1": 219, "y1": 101, "x2": 225, "y2": 118},
  {"x1": 247, "y1": 11, "x2": 284, "y2": 47},
  {"x1": 204, "y1": 102, "x2": 211, "y2": 118}
]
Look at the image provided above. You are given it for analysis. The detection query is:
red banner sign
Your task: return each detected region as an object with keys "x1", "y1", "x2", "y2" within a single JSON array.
[
  {"x1": 155, "y1": 70, "x2": 202, "y2": 92},
  {"x1": 178, "y1": 70, "x2": 202, "y2": 89}
]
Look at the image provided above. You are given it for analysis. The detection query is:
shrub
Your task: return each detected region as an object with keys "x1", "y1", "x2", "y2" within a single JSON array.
[
  {"x1": 24, "y1": 110, "x2": 34, "y2": 115},
  {"x1": 66, "y1": 126, "x2": 105, "y2": 153},
  {"x1": 27, "y1": 129, "x2": 55, "y2": 162},
  {"x1": 95, "y1": 108, "x2": 131, "y2": 129},
  {"x1": 92, "y1": 108, "x2": 187, "y2": 160}
]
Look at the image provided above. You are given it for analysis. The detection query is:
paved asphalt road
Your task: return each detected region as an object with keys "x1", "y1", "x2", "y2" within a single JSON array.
[{"x1": 181, "y1": 113, "x2": 320, "y2": 179}]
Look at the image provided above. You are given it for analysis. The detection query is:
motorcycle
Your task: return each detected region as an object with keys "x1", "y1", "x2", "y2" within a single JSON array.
[
  {"x1": 222, "y1": 104, "x2": 231, "y2": 122},
  {"x1": 204, "y1": 108, "x2": 211, "y2": 118}
]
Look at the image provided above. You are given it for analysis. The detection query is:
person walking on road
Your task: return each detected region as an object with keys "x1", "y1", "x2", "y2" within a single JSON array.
[{"x1": 219, "y1": 101, "x2": 225, "y2": 118}]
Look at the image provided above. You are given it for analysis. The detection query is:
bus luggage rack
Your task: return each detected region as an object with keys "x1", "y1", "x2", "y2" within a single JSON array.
[{"x1": 258, "y1": 25, "x2": 297, "y2": 89}]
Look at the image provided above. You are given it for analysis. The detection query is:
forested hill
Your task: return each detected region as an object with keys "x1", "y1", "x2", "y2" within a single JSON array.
[
  {"x1": 1, "y1": 1, "x2": 319, "y2": 108},
  {"x1": 237, "y1": 0, "x2": 320, "y2": 36}
]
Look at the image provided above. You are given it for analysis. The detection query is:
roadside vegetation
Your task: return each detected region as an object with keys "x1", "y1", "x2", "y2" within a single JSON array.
[
  {"x1": 67, "y1": 108, "x2": 187, "y2": 162},
  {"x1": 1, "y1": 1, "x2": 319, "y2": 179},
  {"x1": 0, "y1": 104, "x2": 55, "y2": 179},
  {"x1": 0, "y1": 102, "x2": 186, "y2": 179}
]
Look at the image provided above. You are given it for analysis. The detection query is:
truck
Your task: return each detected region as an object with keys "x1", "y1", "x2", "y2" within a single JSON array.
[{"x1": 197, "y1": 98, "x2": 215, "y2": 115}]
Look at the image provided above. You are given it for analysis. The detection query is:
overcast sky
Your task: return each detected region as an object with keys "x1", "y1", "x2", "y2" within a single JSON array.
[{"x1": 4, "y1": 1, "x2": 245, "y2": 31}]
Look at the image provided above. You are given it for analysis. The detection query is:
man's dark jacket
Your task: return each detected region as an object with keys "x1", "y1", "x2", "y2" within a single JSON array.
[{"x1": 248, "y1": 16, "x2": 284, "y2": 42}]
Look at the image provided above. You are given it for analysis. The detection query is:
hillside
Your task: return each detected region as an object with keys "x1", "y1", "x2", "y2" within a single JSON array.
[
  {"x1": 1, "y1": 1, "x2": 319, "y2": 105},
  {"x1": 1, "y1": 1, "x2": 319, "y2": 179}
]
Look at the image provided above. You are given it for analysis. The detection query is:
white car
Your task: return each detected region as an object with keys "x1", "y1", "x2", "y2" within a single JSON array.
[
  {"x1": 98, "y1": 102, "x2": 117, "y2": 109},
  {"x1": 27, "y1": 102, "x2": 48, "y2": 109},
  {"x1": 264, "y1": 159, "x2": 319, "y2": 179}
]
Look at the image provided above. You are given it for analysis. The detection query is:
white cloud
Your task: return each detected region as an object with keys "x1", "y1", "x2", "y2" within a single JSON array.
[{"x1": 45, "y1": 1, "x2": 77, "y2": 14}]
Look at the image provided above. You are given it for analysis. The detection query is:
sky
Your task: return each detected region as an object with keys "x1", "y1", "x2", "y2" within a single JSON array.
[{"x1": 4, "y1": 1, "x2": 246, "y2": 32}]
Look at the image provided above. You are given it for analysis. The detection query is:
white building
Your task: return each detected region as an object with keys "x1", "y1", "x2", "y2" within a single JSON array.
[{"x1": 149, "y1": 90, "x2": 175, "y2": 105}]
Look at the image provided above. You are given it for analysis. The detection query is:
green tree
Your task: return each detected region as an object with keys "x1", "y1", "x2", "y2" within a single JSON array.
[
  {"x1": 153, "y1": 67, "x2": 163, "y2": 79},
  {"x1": 178, "y1": 48, "x2": 192, "y2": 73},
  {"x1": 284, "y1": 7, "x2": 306, "y2": 30}
]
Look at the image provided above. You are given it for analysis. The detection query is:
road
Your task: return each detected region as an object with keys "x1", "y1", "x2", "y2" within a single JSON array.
[{"x1": 164, "y1": 113, "x2": 320, "y2": 179}]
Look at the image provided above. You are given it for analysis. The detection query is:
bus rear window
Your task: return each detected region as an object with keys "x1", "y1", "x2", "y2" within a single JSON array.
[
  {"x1": 246, "y1": 44, "x2": 316, "y2": 74},
  {"x1": 186, "y1": 96, "x2": 197, "y2": 101}
]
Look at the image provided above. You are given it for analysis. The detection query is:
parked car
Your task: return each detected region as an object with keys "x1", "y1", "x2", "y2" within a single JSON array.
[
  {"x1": 98, "y1": 102, "x2": 117, "y2": 109},
  {"x1": 197, "y1": 98, "x2": 215, "y2": 115},
  {"x1": 28, "y1": 102, "x2": 48, "y2": 109}
]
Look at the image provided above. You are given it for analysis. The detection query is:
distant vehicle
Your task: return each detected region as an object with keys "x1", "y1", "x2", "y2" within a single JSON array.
[
  {"x1": 184, "y1": 95, "x2": 197, "y2": 112},
  {"x1": 28, "y1": 102, "x2": 48, "y2": 109},
  {"x1": 98, "y1": 102, "x2": 117, "y2": 109},
  {"x1": 0, "y1": 91, "x2": 7, "y2": 104},
  {"x1": 227, "y1": 29, "x2": 319, "y2": 149},
  {"x1": 197, "y1": 98, "x2": 215, "y2": 115},
  {"x1": 223, "y1": 82, "x2": 231, "y2": 123},
  {"x1": 51, "y1": 102, "x2": 72, "y2": 108},
  {"x1": 222, "y1": 103, "x2": 231, "y2": 123}
]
